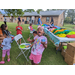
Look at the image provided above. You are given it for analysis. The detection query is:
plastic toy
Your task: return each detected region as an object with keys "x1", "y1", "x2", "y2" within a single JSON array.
[
  {"x1": 17, "y1": 28, "x2": 20, "y2": 29},
  {"x1": 41, "y1": 39, "x2": 45, "y2": 42}
]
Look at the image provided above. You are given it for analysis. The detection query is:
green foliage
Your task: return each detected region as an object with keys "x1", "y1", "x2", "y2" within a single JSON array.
[
  {"x1": 36, "y1": 9, "x2": 43, "y2": 14},
  {"x1": 2, "y1": 9, "x2": 24, "y2": 17},
  {"x1": 67, "y1": 9, "x2": 75, "y2": 23},
  {"x1": 24, "y1": 9, "x2": 35, "y2": 13},
  {"x1": 64, "y1": 17, "x2": 72, "y2": 23}
]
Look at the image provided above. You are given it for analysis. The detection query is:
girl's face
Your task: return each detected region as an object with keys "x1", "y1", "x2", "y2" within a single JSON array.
[
  {"x1": 37, "y1": 27, "x2": 44, "y2": 36},
  {"x1": 5, "y1": 26, "x2": 8, "y2": 30}
]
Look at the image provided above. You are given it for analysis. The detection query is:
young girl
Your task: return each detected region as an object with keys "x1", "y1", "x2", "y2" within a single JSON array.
[
  {"x1": 16, "y1": 21, "x2": 23, "y2": 44},
  {"x1": 0, "y1": 30, "x2": 12, "y2": 64},
  {"x1": 28, "y1": 27, "x2": 47, "y2": 65},
  {"x1": 29, "y1": 23, "x2": 35, "y2": 31},
  {"x1": 2, "y1": 24, "x2": 14, "y2": 41}
]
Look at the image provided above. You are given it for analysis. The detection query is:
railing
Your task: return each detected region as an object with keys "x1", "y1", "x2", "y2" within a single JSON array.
[{"x1": 44, "y1": 28, "x2": 60, "y2": 45}]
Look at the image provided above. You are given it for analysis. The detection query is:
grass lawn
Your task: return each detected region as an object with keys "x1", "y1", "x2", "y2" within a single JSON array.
[
  {"x1": 61, "y1": 23, "x2": 75, "y2": 31},
  {"x1": 0, "y1": 21, "x2": 70, "y2": 65}
]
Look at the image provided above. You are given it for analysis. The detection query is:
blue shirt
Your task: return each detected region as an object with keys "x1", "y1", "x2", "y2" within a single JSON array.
[
  {"x1": 2, "y1": 37, "x2": 12, "y2": 50},
  {"x1": 38, "y1": 18, "x2": 42, "y2": 25},
  {"x1": 51, "y1": 24, "x2": 54, "y2": 26}
]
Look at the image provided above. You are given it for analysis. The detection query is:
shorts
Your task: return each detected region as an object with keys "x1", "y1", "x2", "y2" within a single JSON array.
[
  {"x1": 2, "y1": 49, "x2": 10, "y2": 57},
  {"x1": 29, "y1": 53, "x2": 42, "y2": 64}
]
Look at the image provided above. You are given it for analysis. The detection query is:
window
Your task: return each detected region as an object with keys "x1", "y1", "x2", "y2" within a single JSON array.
[
  {"x1": 46, "y1": 17, "x2": 50, "y2": 22},
  {"x1": 26, "y1": 17, "x2": 29, "y2": 21},
  {"x1": 15, "y1": 18, "x2": 16, "y2": 20}
]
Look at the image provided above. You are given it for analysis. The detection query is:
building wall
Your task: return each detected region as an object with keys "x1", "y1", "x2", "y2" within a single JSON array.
[
  {"x1": 0, "y1": 14, "x2": 4, "y2": 21},
  {"x1": 41, "y1": 16, "x2": 59, "y2": 25},
  {"x1": 57, "y1": 12, "x2": 65, "y2": 26},
  {"x1": 0, "y1": 12, "x2": 65, "y2": 26}
]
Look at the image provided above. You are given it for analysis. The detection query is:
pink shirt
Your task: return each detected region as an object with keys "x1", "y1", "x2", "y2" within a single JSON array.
[
  {"x1": 29, "y1": 26, "x2": 33, "y2": 31},
  {"x1": 31, "y1": 35, "x2": 47, "y2": 55}
]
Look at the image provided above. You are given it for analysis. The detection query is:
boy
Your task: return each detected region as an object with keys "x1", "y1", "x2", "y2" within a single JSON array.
[
  {"x1": 28, "y1": 31, "x2": 37, "y2": 47},
  {"x1": 16, "y1": 21, "x2": 23, "y2": 44}
]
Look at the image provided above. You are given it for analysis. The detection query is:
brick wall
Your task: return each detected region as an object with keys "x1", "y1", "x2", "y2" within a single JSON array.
[
  {"x1": 41, "y1": 16, "x2": 59, "y2": 25},
  {"x1": 58, "y1": 12, "x2": 65, "y2": 26},
  {"x1": 0, "y1": 14, "x2": 4, "y2": 22}
]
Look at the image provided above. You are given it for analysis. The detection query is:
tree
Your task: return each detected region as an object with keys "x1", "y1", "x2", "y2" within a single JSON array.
[
  {"x1": 64, "y1": 17, "x2": 71, "y2": 23},
  {"x1": 67, "y1": 9, "x2": 75, "y2": 23},
  {"x1": 47, "y1": 9, "x2": 49, "y2": 11},
  {"x1": 2, "y1": 9, "x2": 24, "y2": 17},
  {"x1": 52, "y1": 9, "x2": 57, "y2": 10},
  {"x1": 24, "y1": 9, "x2": 35, "y2": 13},
  {"x1": 36, "y1": 9, "x2": 43, "y2": 14}
]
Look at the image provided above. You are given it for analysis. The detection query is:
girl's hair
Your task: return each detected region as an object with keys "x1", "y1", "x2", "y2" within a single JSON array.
[
  {"x1": 1, "y1": 24, "x2": 6, "y2": 32},
  {"x1": 30, "y1": 23, "x2": 32, "y2": 26},
  {"x1": 3, "y1": 30, "x2": 10, "y2": 36}
]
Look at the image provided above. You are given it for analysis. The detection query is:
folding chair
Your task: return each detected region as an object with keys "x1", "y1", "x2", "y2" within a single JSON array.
[
  {"x1": 28, "y1": 26, "x2": 33, "y2": 37},
  {"x1": 14, "y1": 34, "x2": 31, "y2": 61}
]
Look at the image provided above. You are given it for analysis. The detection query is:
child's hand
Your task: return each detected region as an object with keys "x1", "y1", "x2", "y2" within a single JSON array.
[
  {"x1": 41, "y1": 42, "x2": 47, "y2": 48},
  {"x1": 1, "y1": 45, "x2": 3, "y2": 48},
  {"x1": 27, "y1": 37, "x2": 30, "y2": 42},
  {"x1": 30, "y1": 44, "x2": 33, "y2": 47},
  {"x1": 9, "y1": 31, "x2": 11, "y2": 33},
  {"x1": 41, "y1": 42, "x2": 45, "y2": 45}
]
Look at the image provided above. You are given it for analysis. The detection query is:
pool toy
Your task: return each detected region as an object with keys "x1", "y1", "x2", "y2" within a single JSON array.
[
  {"x1": 67, "y1": 31, "x2": 75, "y2": 35},
  {"x1": 66, "y1": 34, "x2": 75, "y2": 38},
  {"x1": 56, "y1": 34, "x2": 66, "y2": 37}
]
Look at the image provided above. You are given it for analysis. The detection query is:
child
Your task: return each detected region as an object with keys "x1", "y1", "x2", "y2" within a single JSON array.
[
  {"x1": 0, "y1": 30, "x2": 12, "y2": 64},
  {"x1": 29, "y1": 23, "x2": 35, "y2": 31},
  {"x1": 2, "y1": 24, "x2": 14, "y2": 41},
  {"x1": 33, "y1": 31, "x2": 37, "y2": 37},
  {"x1": 28, "y1": 31, "x2": 37, "y2": 47},
  {"x1": 28, "y1": 27, "x2": 47, "y2": 65},
  {"x1": 16, "y1": 21, "x2": 23, "y2": 44}
]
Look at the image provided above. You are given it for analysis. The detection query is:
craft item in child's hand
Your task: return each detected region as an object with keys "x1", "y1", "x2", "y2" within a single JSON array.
[
  {"x1": 17, "y1": 28, "x2": 20, "y2": 29},
  {"x1": 41, "y1": 39, "x2": 45, "y2": 42}
]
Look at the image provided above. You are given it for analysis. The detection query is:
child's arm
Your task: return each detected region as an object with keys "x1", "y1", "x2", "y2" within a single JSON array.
[
  {"x1": 16, "y1": 27, "x2": 17, "y2": 31},
  {"x1": 41, "y1": 42, "x2": 47, "y2": 48},
  {"x1": 19, "y1": 29, "x2": 23, "y2": 31},
  {"x1": 27, "y1": 37, "x2": 34, "y2": 43},
  {"x1": 30, "y1": 43, "x2": 33, "y2": 47},
  {"x1": 1, "y1": 39, "x2": 5, "y2": 47},
  {"x1": 9, "y1": 31, "x2": 11, "y2": 33}
]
